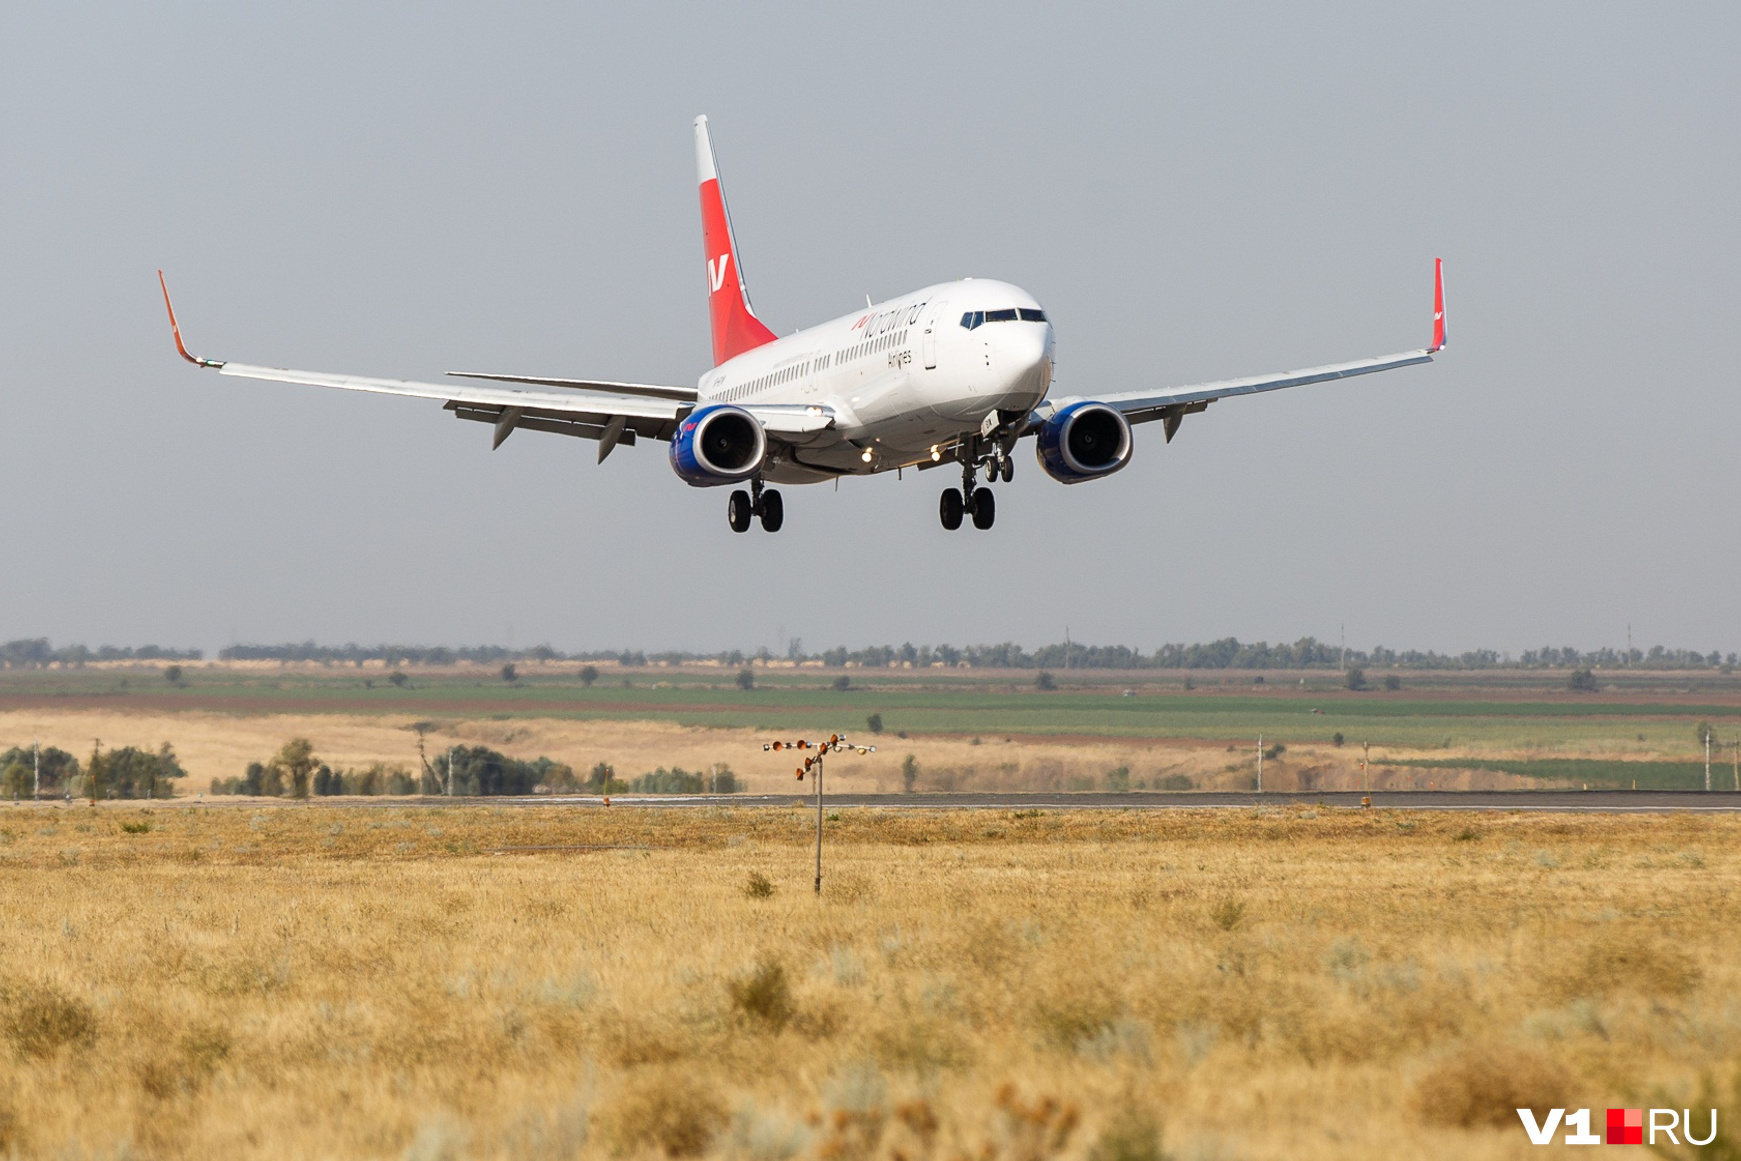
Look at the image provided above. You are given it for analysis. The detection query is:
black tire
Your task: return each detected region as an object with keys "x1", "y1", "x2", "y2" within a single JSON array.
[
  {"x1": 939, "y1": 488, "x2": 964, "y2": 531},
  {"x1": 970, "y1": 487, "x2": 996, "y2": 530},
  {"x1": 759, "y1": 489, "x2": 784, "y2": 532},
  {"x1": 1000, "y1": 457, "x2": 1014, "y2": 483},
  {"x1": 728, "y1": 490, "x2": 752, "y2": 533},
  {"x1": 984, "y1": 460, "x2": 999, "y2": 483}
]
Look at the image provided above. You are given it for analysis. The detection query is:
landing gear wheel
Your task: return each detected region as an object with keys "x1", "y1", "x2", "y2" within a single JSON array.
[
  {"x1": 999, "y1": 457, "x2": 1014, "y2": 483},
  {"x1": 939, "y1": 488, "x2": 964, "y2": 531},
  {"x1": 759, "y1": 489, "x2": 783, "y2": 533},
  {"x1": 728, "y1": 490, "x2": 752, "y2": 533},
  {"x1": 984, "y1": 460, "x2": 999, "y2": 484},
  {"x1": 970, "y1": 487, "x2": 996, "y2": 530}
]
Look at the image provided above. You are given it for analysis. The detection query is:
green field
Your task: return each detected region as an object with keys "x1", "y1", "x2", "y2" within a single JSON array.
[{"x1": 5, "y1": 667, "x2": 1741, "y2": 768}]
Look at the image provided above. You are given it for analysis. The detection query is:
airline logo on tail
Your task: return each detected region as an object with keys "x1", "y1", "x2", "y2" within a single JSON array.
[{"x1": 708, "y1": 253, "x2": 731, "y2": 294}]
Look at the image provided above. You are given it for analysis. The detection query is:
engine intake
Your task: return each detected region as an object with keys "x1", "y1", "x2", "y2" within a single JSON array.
[
  {"x1": 668, "y1": 405, "x2": 766, "y2": 487},
  {"x1": 1035, "y1": 402, "x2": 1132, "y2": 484}
]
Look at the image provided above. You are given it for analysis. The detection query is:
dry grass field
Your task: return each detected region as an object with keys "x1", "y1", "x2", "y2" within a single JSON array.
[
  {"x1": 0, "y1": 803, "x2": 1737, "y2": 1159},
  {"x1": 0, "y1": 708, "x2": 1548, "y2": 796}
]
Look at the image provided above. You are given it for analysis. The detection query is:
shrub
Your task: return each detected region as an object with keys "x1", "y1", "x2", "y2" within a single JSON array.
[
  {"x1": 388, "y1": 671, "x2": 408, "y2": 687},
  {"x1": 579, "y1": 664, "x2": 599, "y2": 686},
  {"x1": 500, "y1": 663, "x2": 517, "y2": 683},
  {"x1": 1035, "y1": 671, "x2": 1057, "y2": 691},
  {"x1": 901, "y1": 755, "x2": 918, "y2": 794},
  {"x1": 866, "y1": 712, "x2": 883, "y2": 734},
  {"x1": 1210, "y1": 898, "x2": 1246, "y2": 931},
  {"x1": 832, "y1": 675, "x2": 852, "y2": 692},
  {"x1": 1087, "y1": 1109, "x2": 1164, "y2": 1161},
  {"x1": 1332, "y1": 732, "x2": 1345, "y2": 747},
  {"x1": 1383, "y1": 674, "x2": 1402, "y2": 691},
  {"x1": 1414, "y1": 1045, "x2": 1568, "y2": 1128},
  {"x1": 728, "y1": 960, "x2": 794, "y2": 1031},
  {"x1": 164, "y1": 665, "x2": 183, "y2": 685},
  {"x1": 744, "y1": 872, "x2": 775, "y2": 899},
  {"x1": 1103, "y1": 766, "x2": 1130, "y2": 792},
  {"x1": 2, "y1": 983, "x2": 97, "y2": 1057},
  {"x1": 607, "y1": 1069, "x2": 727, "y2": 1158},
  {"x1": 1568, "y1": 668, "x2": 1598, "y2": 692},
  {"x1": 1345, "y1": 667, "x2": 1367, "y2": 692},
  {"x1": 1158, "y1": 773, "x2": 1193, "y2": 791}
]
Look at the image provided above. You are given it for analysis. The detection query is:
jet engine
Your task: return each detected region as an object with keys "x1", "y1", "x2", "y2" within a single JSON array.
[
  {"x1": 668, "y1": 405, "x2": 766, "y2": 487},
  {"x1": 1035, "y1": 402, "x2": 1132, "y2": 484}
]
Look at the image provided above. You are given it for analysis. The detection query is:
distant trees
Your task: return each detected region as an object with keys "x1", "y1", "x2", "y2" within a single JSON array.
[
  {"x1": 1383, "y1": 675, "x2": 1402, "y2": 691},
  {"x1": 630, "y1": 766, "x2": 741, "y2": 794},
  {"x1": 902, "y1": 754, "x2": 919, "y2": 794},
  {"x1": 736, "y1": 668, "x2": 755, "y2": 691},
  {"x1": 1567, "y1": 668, "x2": 1599, "y2": 693},
  {"x1": 85, "y1": 744, "x2": 185, "y2": 799},
  {"x1": 164, "y1": 665, "x2": 184, "y2": 685},
  {"x1": 586, "y1": 762, "x2": 626, "y2": 794},
  {"x1": 500, "y1": 663, "x2": 518, "y2": 683},
  {"x1": 832, "y1": 675, "x2": 852, "y2": 692},
  {"x1": 1035, "y1": 671, "x2": 1057, "y2": 691},
  {"x1": 579, "y1": 665, "x2": 599, "y2": 687},
  {"x1": 1345, "y1": 668, "x2": 1368, "y2": 692},
  {"x1": 866, "y1": 713, "x2": 883, "y2": 734},
  {"x1": 0, "y1": 745, "x2": 78, "y2": 796},
  {"x1": 211, "y1": 740, "x2": 575, "y2": 797}
]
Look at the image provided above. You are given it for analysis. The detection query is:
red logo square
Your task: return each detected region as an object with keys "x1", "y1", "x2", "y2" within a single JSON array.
[{"x1": 1606, "y1": 1108, "x2": 1643, "y2": 1145}]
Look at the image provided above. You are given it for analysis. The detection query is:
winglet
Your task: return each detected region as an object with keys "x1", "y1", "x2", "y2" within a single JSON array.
[
  {"x1": 1428, "y1": 258, "x2": 1447, "y2": 353},
  {"x1": 157, "y1": 270, "x2": 224, "y2": 368}
]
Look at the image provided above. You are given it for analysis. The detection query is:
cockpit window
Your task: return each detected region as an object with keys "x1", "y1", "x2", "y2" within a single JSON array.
[{"x1": 962, "y1": 307, "x2": 1047, "y2": 328}]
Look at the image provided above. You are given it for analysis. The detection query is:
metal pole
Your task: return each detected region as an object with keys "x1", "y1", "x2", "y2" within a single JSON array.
[
  {"x1": 447, "y1": 746, "x2": 455, "y2": 797},
  {"x1": 1705, "y1": 731, "x2": 1712, "y2": 792},
  {"x1": 1256, "y1": 735, "x2": 1262, "y2": 794},
  {"x1": 814, "y1": 750, "x2": 824, "y2": 895},
  {"x1": 34, "y1": 737, "x2": 40, "y2": 802}
]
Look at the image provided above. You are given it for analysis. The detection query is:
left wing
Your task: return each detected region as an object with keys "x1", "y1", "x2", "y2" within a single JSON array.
[
  {"x1": 1041, "y1": 260, "x2": 1446, "y2": 442},
  {"x1": 158, "y1": 273, "x2": 829, "y2": 460}
]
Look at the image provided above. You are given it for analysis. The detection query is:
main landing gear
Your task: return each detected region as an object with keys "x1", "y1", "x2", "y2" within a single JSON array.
[
  {"x1": 729, "y1": 477, "x2": 782, "y2": 533},
  {"x1": 940, "y1": 446, "x2": 1005, "y2": 531}
]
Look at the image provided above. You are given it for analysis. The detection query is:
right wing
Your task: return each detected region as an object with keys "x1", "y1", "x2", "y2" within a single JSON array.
[
  {"x1": 158, "y1": 273, "x2": 829, "y2": 460},
  {"x1": 1044, "y1": 260, "x2": 1447, "y2": 442}
]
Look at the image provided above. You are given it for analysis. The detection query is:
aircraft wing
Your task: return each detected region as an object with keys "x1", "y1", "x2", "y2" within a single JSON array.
[
  {"x1": 158, "y1": 273, "x2": 831, "y2": 460},
  {"x1": 1048, "y1": 259, "x2": 1446, "y2": 440}
]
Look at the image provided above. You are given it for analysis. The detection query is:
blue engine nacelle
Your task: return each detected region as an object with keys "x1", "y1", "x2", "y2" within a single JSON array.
[
  {"x1": 668, "y1": 405, "x2": 767, "y2": 487},
  {"x1": 1035, "y1": 402, "x2": 1132, "y2": 484}
]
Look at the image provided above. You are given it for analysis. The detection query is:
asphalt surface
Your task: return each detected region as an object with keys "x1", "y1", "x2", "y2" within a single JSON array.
[{"x1": 126, "y1": 789, "x2": 1741, "y2": 812}]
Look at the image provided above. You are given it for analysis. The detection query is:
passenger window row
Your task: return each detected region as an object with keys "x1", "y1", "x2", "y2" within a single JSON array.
[
  {"x1": 838, "y1": 329, "x2": 908, "y2": 365},
  {"x1": 719, "y1": 359, "x2": 813, "y2": 403},
  {"x1": 960, "y1": 308, "x2": 1046, "y2": 330}
]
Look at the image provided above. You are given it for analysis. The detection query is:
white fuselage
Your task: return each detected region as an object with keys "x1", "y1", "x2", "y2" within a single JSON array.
[{"x1": 695, "y1": 278, "x2": 1054, "y2": 483}]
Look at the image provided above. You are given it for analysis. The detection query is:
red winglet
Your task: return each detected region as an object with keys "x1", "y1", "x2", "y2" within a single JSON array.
[
  {"x1": 157, "y1": 270, "x2": 222, "y2": 367},
  {"x1": 1429, "y1": 258, "x2": 1447, "y2": 353}
]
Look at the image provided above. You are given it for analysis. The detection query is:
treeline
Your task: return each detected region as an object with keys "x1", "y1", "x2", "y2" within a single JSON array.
[
  {"x1": 0, "y1": 639, "x2": 201, "y2": 668},
  {"x1": 206, "y1": 740, "x2": 741, "y2": 797},
  {"x1": 0, "y1": 743, "x2": 186, "y2": 798},
  {"x1": 10, "y1": 636, "x2": 1740, "y2": 673}
]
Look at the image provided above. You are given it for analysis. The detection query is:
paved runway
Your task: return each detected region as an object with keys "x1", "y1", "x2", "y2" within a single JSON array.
[{"x1": 221, "y1": 789, "x2": 1741, "y2": 813}]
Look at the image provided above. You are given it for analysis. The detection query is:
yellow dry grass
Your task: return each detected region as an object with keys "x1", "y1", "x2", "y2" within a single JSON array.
[
  {"x1": 0, "y1": 802, "x2": 1736, "y2": 1160},
  {"x1": 0, "y1": 709, "x2": 1543, "y2": 795}
]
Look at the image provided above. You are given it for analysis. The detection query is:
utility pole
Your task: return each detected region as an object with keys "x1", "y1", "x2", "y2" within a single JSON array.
[
  {"x1": 1705, "y1": 730, "x2": 1712, "y2": 792},
  {"x1": 1362, "y1": 741, "x2": 1370, "y2": 795},
  {"x1": 1064, "y1": 626, "x2": 1072, "y2": 671},
  {"x1": 1256, "y1": 735, "x2": 1263, "y2": 794},
  {"x1": 34, "y1": 737, "x2": 40, "y2": 802},
  {"x1": 763, "y1": 733, "x2": 875, "y2": 896},
  {"x1": 446, "y1": 746, "x2": 456, "y2": 797}
]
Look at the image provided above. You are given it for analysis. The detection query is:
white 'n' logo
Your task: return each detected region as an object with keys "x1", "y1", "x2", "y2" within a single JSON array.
[{"x1": 708, "y1": 253, "x2": 732, "y2": 293}]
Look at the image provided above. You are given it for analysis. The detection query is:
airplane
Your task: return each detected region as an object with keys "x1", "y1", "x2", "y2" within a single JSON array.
[{"x1": 160, "y1": 115, "x2": 1445, "y2": 534}]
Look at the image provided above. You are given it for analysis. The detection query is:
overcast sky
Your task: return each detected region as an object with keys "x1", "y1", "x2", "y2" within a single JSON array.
[{"x1": 2, "y1": 4, "x2": 1737, "y2": 657}]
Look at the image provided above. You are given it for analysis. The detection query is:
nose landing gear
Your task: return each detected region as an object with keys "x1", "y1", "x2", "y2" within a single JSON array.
[
  {"x1": 728, "y1": 476, "x2": 783, "y2": 533},
  {"x1": 940, "y1": 451, "x2": 996, "y2": 531}
]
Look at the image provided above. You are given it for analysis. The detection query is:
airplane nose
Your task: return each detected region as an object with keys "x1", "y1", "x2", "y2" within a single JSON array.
[{"x1": 997, "y1": 326, "x2": 1052, "y2": 405}]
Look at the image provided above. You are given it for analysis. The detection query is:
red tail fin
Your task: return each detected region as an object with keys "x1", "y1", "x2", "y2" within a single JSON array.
[{"x1": 695, "y1": 116, "x2": 777, "y2": 368}]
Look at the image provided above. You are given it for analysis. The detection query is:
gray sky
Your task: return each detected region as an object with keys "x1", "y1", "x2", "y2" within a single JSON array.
[{"x1": 2, "y1": 4, "x2": 1737, "y2": 658}]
